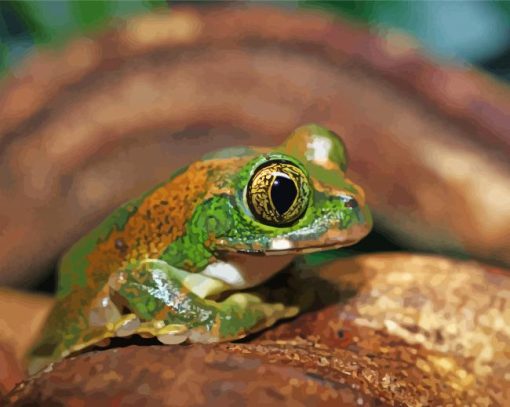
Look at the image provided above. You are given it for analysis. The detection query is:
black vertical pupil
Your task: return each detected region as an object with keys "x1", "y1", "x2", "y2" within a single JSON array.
[{"x1": 271, "y1": 175, "x2": 297, "y2": 215}]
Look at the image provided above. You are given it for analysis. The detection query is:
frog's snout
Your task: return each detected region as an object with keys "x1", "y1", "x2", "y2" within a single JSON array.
[
  {"x1": 340, "y1": 194, "x2": 359, "y2": 210},
  {"x1": 340, "y1": 194, "x2": 369, "y2": 223}
]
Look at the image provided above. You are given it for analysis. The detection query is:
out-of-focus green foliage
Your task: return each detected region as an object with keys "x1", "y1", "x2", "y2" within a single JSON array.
[
  {"x1": 301, "y1": 1, "x2": 402, "y2": 24},
  {"x1": 69, "y1": 1, "x2": 114, "y2": 32},
  {"x1": 2, "y1": 1, "x2": 56, "y2": 44},
  {"x1": 0, "y1": 42, "x2": 7, "y2": 73},
  {"x1": 1, "y1": 1, "x2": 510, "y2": 79},
  {"x1": 301, "y1": 0, "x2": 510, "y2": 79},
  {"x1": 0, "y1": 0, "x2": 169, "y2": 76},
  {"x1": 495, "y1": 0, "x2": 510, "y2": 17}
]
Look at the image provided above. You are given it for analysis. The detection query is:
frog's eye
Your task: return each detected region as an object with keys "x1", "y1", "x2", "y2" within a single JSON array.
[{"x1": 246, "y1": 160, "x2": 311, "y2": 227}]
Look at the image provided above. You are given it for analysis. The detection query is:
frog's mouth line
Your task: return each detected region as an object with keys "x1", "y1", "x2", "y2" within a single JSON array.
[
  {"x1": 232, "y1": 240, "x2": 360, "y2": 255},
  {"x1": 215, "y1": 223, "x2": 371, "y2": 256},
  {"x1": 201, "y1": 224, "x2": 371, "y2": 291}
]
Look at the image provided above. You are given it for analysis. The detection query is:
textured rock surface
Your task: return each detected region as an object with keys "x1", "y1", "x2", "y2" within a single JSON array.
[
  {"x1": 261, "y1": 253, "x2": 510, "y2": 405},
  {"x1": 5, "y1": 254, "x2": 509, "y2": 405},
  {"x1": 1, "y1": 7, "x2": 510, "y2": 287}
]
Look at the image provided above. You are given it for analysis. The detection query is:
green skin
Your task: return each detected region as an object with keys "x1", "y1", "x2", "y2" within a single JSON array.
[{"x1": 27, "y1": 124, "x2": 372, "y2": 374}]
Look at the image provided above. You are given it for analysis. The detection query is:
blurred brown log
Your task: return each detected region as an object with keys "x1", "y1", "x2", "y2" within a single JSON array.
[
  {"x1": 5, "y1": 254, "x2": 509, "y2": 405},
  {"x1": 1, "y1": 6, "x2": 510, "y2": 287},
  {"x1": 0, "y1": 289, "x2": 52, "y2": 397},
  {"x1": 0, "y1": 341, "x2": 24, "y2": 398},
  {"x1": 0, "y1": 289, "x2": 53, "y2": 359}
]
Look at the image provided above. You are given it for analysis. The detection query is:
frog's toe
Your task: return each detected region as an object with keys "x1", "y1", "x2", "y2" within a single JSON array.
[
  {"x1": 115, "y1": 319, "x2": 191, "y2": 345},
  {"x1": 250, "y1": 300, "x2": 299, "y2": 331},
  {"x1": 218, "y1": 292, "x2": 299, "y2": 339},
  {"x1": 223, "y1": 292, "x2": 299, "y2": 320},
  {"x1": 113, "y1": 314, "x2": 141, "y2": 337},
  {"x1": 156, "y1": 324, "x2": 190, "y2": 345}
]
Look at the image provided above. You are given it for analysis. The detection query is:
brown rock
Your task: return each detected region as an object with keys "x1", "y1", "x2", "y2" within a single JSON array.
[
  {"x1": 6, "y1": 254, "x2": 509, "y2": 405},
  {"x1": 6, "y1": 345, "x2": 379, "y2": 406},
  {"x1": 1, "y1": 7, "x2": 510, "y2": 287},
  {"x1": 0, "y1": 341, "x2": 24, "y2": 398},
  {"x1": 261, "y1": 253, "x2": 510, "y2": 405},
  {"x1": 0, "y1": 289, "x2": 53, "y2": 394},
  {"x1": 0, "y1": 289, "x2": 53, "y2": 360}
]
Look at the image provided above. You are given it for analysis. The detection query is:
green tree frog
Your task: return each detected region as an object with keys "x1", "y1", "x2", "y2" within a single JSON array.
[{"x1": 28, "y1": 124, "x2": 372, "y2": 373}]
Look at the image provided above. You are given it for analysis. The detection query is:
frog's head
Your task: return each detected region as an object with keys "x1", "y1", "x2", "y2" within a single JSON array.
[
  {"x1": 219, "y1": 124, "x2": 371, "y2": 253},
  {"x1": 197, "y1": 124, "x2": 372, "y2": 289}
]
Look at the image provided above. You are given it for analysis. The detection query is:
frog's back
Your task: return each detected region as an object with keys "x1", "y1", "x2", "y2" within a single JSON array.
[
  {"x1": 57, "y1": 191, "x2": 150, "y2": 298},
  {"x1": 59, "y1": 155, "x2": 254, "y2": 295},
  {"x1": 29, "y1": 155, "x2": 257, "y2": 371}
]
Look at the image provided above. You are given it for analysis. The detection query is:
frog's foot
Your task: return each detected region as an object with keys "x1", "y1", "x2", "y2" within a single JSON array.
[
  {"x1": 113, "y1": 293, "x2": 298, "y2": 345},
  {"x1": 106, "y1": 259, "x2": 299, "y2": 344},
  {"x1": 98, "y1": 293, "x2": 298, "y2": 346},
  {"x1": 206, "y1": 292, "x2": 299, "y2": 342},
  {"x1": 28, "y1": 259, "x2": 298, "y2": 374},
  {"x1": 111, "y1": 314, "x2": 191, "y2": 344}
]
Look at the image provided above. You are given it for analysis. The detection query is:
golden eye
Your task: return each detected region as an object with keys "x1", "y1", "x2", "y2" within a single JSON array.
[{"x1": 246, "y1": 160, "x2": 310, "y2": 226}]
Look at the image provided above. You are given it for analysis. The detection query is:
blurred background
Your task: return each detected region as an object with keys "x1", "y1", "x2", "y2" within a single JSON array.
[
  {"x1": 1, "y1": 1, "x2": 510, "y2": 292},
  {"x1": 2, "y1": 1, "x2": 510, "y2": 80}
]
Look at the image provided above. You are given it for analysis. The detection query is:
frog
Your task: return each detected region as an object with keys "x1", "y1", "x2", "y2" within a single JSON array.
[{"x1": 27, "y1": 124, "x2": 372, "y2": 374}]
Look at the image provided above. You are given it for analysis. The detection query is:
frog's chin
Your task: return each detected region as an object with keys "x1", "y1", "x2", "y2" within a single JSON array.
[{"x1": 199, "y1": 253, "x2": 295, "y2": 291}]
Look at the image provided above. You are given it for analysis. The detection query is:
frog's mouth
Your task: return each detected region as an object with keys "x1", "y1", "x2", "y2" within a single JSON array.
[
  {"x1": 215, "y1": 223, "x2": 370, "y2": 255},
  {"x1": 197, "y1": 252, "x2": 296, "y2": 293},
  {"x1": 196, "y1": 223, "x2": 370, "y2": 293}
]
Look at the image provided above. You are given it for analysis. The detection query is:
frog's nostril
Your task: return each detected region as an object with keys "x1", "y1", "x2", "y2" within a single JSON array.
[
  {"x1": 340, "y1": 195, "x2": 358, "y2": 209},
  {"x1": 346, "y1": 199, "x2": 358, "y2": 209}
]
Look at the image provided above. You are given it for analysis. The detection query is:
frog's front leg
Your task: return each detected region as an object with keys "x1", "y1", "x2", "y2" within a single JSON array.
[{"x1": 108, "y1": 259, "x2": 298, "y2": 344}]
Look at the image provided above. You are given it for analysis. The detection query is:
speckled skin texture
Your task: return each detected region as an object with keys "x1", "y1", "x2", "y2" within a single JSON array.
[
  {"x1": 6, "y1": 254, "x2": 509, "y2": 406},
  {"x1": 28, "y1": 125, "x2": 371, "y2": 374},
  {"x1": 261, "y1": 254, "x2": 510, "y2": 405}
]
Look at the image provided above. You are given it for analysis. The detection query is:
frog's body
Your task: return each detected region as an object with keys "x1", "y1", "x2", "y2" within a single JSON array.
[{"x1": 28, "y1": 125, "x2": 372, "y2": 373}]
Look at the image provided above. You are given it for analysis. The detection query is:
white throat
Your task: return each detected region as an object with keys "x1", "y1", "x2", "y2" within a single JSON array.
[{"x1": 200, "y1": 253, "x2": 295, "y2": 290}]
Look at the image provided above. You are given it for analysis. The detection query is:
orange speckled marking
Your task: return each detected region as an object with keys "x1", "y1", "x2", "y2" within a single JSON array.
[{"x1": 29, "y1": 157, "x2": 253, "y2": 366}]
